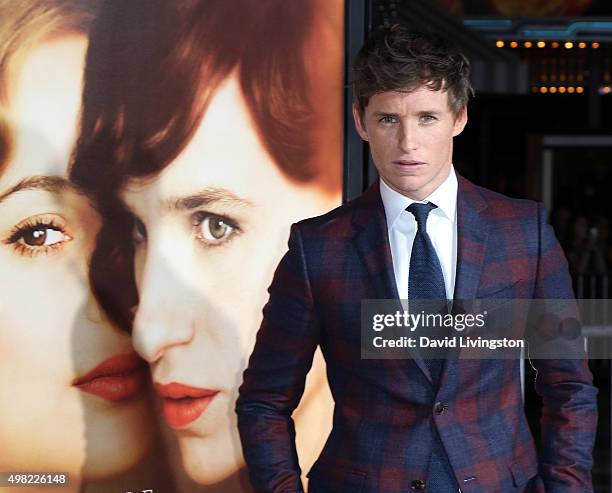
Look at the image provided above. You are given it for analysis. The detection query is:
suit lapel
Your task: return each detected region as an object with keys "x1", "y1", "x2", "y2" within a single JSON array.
[
  {"x1": 453, "y1": 175, "x2": 490, "y2": 301},
  {"x1": 353, "y1": 181, "x2": 432, "y2": 381},
  {"x1": 352, "y1": 182, "x2": 399, "y2": 301},
  {"x1": 439, "y1": 175, "x2": 490, "y2": 387}
]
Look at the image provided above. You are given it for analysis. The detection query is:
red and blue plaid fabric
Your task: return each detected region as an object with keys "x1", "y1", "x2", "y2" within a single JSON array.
[{"x1": 236, "y1": 175, "x2": 597, "y2": 493}]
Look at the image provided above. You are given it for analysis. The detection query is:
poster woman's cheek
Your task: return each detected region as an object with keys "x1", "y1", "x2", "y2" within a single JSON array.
[
  {"x1": 0, "y1": 33, "x2": 154, "y2": 488},
  {"x1": 122, "y1": 74, "x2": 338, "y2": 486}
]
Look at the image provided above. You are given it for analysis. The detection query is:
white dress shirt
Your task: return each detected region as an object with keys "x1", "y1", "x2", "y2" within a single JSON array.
[{"x1": 380, "y1": 167, "x2": 458, "y2": 300}]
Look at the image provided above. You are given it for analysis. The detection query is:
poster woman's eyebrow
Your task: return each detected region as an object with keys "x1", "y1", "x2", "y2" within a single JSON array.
[
  {"x1": 0, "y1": 175, "x2": 72, "y2": 204},
  {"x1": 167, "y1": 188, "x2": 253, "y2": 212}
]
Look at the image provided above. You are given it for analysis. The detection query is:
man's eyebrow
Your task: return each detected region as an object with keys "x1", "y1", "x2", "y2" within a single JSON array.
[
  {"x1": 0, "y1": 175, "x2": 73, "y2": 204},
  {"x1": 165, "y1": 187, "x2": 253, "y2": 212},
  {"x1": 416, "y1": 110, "x2": 443, "y2": 115},
  {"x1": 371, "y1": 110, "x2": 443, "y2": 118},
  {"x1": 372, "y1": 111, "x2": 400, "y2": 117}
]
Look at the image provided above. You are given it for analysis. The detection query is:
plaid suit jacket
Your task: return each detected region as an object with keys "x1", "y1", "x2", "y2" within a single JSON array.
[{"x1": 236, "y1": 174, "x2": 597, "y2": 493}]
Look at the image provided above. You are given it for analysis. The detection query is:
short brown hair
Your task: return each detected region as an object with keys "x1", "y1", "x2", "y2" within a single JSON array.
[{"x1": 352, "y1": 25, "x2": 474, "y2": 119}]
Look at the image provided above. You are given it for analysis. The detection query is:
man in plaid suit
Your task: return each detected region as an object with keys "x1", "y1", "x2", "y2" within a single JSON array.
[{"x1": 236, "y1": 26, "x2": 597, "y2": 493}]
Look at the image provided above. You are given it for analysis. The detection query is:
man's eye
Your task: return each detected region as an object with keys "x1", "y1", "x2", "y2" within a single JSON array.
[
  {"x1": 420, "y1": 114, "x2": 437, "y2": 123},
  {"x1": 194, "y1": 213, "x2": 239, "y2": 246},
  {"x1": 380, "y1": 116, "x2": 396, "y2": 124}
]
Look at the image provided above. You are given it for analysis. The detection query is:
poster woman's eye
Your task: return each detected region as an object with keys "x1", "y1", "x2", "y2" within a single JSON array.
[
  {"x1": 133, "y1": 216, "x2": 147, "y2": 245},
  {"x1": 193, "y1": 212, "x2": 239, "y2": 246},
  {"x1": 4, "y1": 215, "x2": 72, "y2": 257},
  {"x1": 22, "y1": 227, "x2": 64, "y2": 246}
]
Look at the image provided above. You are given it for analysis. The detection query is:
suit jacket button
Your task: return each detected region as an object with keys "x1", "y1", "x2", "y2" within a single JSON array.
[
  {"x1": 410, "y1": 479, "x2": 425, "y2": 491},
  {"x1": 434, "y1": 401, "x2": 446, "y2": 414}
]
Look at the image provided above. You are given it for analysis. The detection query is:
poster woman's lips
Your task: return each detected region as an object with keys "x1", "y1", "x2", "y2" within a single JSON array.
[
  {"x1": 73, "y1": 352, "x2": 148, "y2": 402},
  {"x1": 155, "y1": 382, "x2": 219, "y2": 429}
]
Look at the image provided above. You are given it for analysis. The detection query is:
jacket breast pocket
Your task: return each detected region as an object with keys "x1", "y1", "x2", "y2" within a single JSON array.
[
  {"x1": 477, "y1": 278, "x2": 525, "y2": 300},
  {"x1": 307, "y1": 460, "x2": 367, "y2": 493}
]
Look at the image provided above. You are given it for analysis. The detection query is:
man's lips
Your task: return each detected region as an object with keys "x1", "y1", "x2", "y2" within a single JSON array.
[
  {"x1": 393, "y1": 159, "x2": 425, "y2": 166},
  {"x1": 73, "y1": 352, "x2": 148, "y2": 402},
  {"x1": 155, "y1": 382, "x2": 219, "y2": 429}
]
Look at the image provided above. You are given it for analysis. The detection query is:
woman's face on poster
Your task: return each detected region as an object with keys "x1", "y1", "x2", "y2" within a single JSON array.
[
  {"x1": 0, "y1": 35, "x2": 153, "y2": 477},
  {"x1": 122, "y1": 73, "x2": 333, "y2": 484}
]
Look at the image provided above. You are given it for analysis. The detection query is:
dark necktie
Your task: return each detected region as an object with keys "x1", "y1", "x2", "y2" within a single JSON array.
[
  {"x1": 407, "y1": 202, "x2": 446, "y2": 302},
  {"x1": 407, "y1": 202, "x2": 458, "y2": 493},
  {"x1": 407, "y1": 203, "x2": 446, "y2": 383}
]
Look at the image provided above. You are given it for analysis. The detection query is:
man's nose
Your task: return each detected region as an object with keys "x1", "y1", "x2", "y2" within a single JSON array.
[
  {"x1": 132, "y1": 247, "x2": 195, "y2": 363},
  {"x1": 398, "y1": 122, "x2": 418, "y2": 152}
]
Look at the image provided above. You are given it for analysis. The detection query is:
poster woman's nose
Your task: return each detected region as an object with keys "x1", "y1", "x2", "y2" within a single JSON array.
[{"x1": 132, "y1": 255, "x2": 195, "y2": 363}]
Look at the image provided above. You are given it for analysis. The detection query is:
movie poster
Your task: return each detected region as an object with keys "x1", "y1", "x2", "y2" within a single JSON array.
[{"x1": 0, "y1": 1, "x2": 343, "y2": 491}]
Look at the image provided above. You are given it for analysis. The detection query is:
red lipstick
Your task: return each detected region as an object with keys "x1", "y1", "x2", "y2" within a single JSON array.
[
  {"x1": 155, "y1": 382, "x2": 218, "y2": 429},
  {"x1": 73, "y1": 352, "x2": 148, "y2": 402}
]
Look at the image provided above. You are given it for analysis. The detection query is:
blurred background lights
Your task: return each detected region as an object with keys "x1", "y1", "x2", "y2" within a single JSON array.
[{"x1": 599, "y1": 85, "x2": 612, "y2": 95}]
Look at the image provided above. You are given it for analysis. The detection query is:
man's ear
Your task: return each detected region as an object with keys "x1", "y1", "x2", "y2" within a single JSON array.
[
  {"x1": 452, "y1": 106, "x2": 468, "y2": 137},
  {"x1": 352, "y1": 104, "x2": 369, "y2": 141}
]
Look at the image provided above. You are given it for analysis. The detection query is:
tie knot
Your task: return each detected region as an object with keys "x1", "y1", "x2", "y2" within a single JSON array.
[{"x1": 406, "y1": 202, "x2": 437, "y2": 228}]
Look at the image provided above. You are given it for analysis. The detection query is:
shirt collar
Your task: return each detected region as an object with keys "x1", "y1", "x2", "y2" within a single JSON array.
[{"x1": 380, "y1": 165, "x2": 458, "y2": 230}]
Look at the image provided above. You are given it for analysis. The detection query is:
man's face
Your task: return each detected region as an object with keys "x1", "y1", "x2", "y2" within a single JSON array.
[{"x1": 353, "y1": 86, "x2": 467, "y2": 200}]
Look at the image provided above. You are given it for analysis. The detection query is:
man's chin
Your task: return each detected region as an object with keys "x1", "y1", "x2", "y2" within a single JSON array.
[{"x1": 391, "y1": 180, "x2": 428, "y2": 200}]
